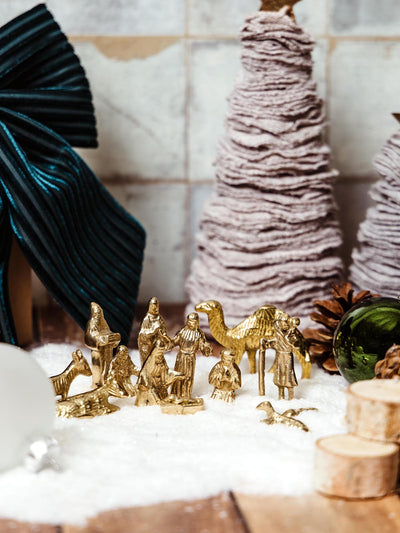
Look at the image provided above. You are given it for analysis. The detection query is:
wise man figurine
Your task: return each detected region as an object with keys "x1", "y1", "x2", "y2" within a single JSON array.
[
  {"x1": 138, "y1": 296, "x2": 169, "y2": 366},
  {"x1": 170, "y1": 312, "x2": 212, "y2": 399},
  {"x1": 209, "y1": 349, "x2": 241, "y2": 403},
  {"x1": 85, "y1": 302, "x2": 121, "y2": 388}
]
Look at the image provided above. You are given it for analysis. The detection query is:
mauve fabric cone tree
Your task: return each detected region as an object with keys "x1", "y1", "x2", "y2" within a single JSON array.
[
  {"x1": 186, "y1": 8, "x2": 343, "y2": 328},
  {"x1": 350, "y1": 128, "x2": 400, "y2": 296}
]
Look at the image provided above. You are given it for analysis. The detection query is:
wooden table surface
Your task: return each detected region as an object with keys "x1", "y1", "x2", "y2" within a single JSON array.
[{"x1": 1, "y1": 304, "x2": 400, "y2": 533}]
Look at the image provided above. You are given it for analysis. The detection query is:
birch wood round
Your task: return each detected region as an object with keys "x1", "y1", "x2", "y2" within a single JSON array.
[
  {"x1": 314, "y1": 434, "x2": 399, "y2": 499},
  {"x1": 346, "y1": 379, "x2": 400, "y2": 443}
]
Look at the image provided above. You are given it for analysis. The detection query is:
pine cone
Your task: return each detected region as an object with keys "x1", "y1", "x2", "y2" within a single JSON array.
[
  {"x1": 375, "y1": 344, "x2": 400, "y2": 379},
  {"x1": 303, "y1": 282, "x2": 379, "y2": 373}
]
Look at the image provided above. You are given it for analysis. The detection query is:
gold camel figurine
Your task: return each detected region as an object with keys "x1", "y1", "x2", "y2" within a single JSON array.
[
  {"x1": 50, "y1": 349, "x2": 92, "y2": 400},
  {"x1": 195, "y1": 300, "x2": 311, "y2": 377}
]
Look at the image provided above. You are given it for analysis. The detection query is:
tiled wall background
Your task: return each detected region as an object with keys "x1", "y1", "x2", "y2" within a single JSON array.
[{"x1": 2, "y1": 1, "x2": 400, "y2": 304}]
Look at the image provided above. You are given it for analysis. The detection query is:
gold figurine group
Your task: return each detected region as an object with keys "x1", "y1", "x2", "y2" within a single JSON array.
[{"x1": 50, "y1": 297, "x2": 315, "y2": 430}]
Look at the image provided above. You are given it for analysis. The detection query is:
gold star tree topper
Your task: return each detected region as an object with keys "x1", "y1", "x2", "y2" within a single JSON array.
[{"x1": 260, "y1": 0, "x2": 301, "y2": 21}]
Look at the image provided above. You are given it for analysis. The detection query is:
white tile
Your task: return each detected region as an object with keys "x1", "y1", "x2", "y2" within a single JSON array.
[
  {"x1": 108, "y1": 183, "x2": 187, "y2": 303},
  {"x1": 293, "y1": 0, "x2": 329, "y2": 36},
  {"x1": 331, "y1": 0, "x2": 400, "y2": 36},
  {"x1": 188, "y1": 0, "x2": 259, "y2": 37},
  {"x1": 330, "y1": 41, "x2": 400, "y2": 178},
  {"x1": 189, "y1": 184, "x2": 214, "y2": 260},
  {"x1": 334, "y1": 180, "x2": 375, "y2": 268},
  {"x1": 188, "y1": 0, "x2": 328, "y2": 36},
  {"x1": 313, "y1": 39, "x2": 328, "y2": 101},
  {"x1": 75, "y1": 39, "x2": 185, "y2": 180},
  {"x1": 189, "y1": 40, "x2": 241, "y2": 181},
  {"x1": 0, "y1": 0, "x2": 185, "y2": 35}
]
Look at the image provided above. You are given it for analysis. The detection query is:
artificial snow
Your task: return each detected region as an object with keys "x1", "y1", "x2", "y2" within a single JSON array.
[{"x1": 0, "y1": 343, "x2": 347, "y2": 525}]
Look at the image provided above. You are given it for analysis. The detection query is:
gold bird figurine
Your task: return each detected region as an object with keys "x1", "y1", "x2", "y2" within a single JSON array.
[{"x1": 256, "y1": 401, "x2": 317, "y2": 432}]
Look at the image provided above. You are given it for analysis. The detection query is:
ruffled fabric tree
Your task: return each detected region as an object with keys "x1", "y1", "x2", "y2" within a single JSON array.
[
  {"x1": 186, "y1": 7, "x2": 343, "y2": 328},
  {"x1": 350, "y1": 127, "x2": 400, "y2": 296}
]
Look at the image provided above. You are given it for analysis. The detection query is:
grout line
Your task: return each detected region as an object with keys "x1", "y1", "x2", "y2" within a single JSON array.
[
  {"x1": 68, "y1": 33, "x2": 400, "y2": 42},
  {"x1": 183, "y1": 0, "x2": 192, "y2": 284}
]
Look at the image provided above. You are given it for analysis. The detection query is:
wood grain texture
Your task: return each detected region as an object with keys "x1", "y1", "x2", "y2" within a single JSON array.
[
  {"x1": 64, "y1": 493, "x2": 246, "y2": 533},
  {"x1": 8, "y1": 238, "x2": 32, "y2": 346},
  {"x1": 0, "y1": 519, "x2": 58, "y2": 533},
  {"x1": 3, "y1": 305, "x2": 400, "y2": 532},
  {"x1": 234, "y1": 493, "x2": 400, "y2": 533}
]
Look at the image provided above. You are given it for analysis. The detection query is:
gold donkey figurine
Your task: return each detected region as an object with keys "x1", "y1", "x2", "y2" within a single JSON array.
[
  {"x1": 195, "y1": 300, "x2": 311, "y2": 377},
  {"x1": 85, "y1": 302, "x2": 121, "y2": 388},
  {"x1": 50, "y1": 349, "x2": 92, "y2": 400},
  {"x1": 56, "y1": 345, "x2": 137, "y2": 418}
]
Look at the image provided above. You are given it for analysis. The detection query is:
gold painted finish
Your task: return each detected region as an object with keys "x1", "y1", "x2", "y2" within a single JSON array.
[
  {"x1": 259, "y1": 0, "x2": 301, "y2": 20},
  {"x1": 161, "y1": 397, "x2": 204, "y2": 415},
  {"x1": 170, "y1": 312, "x2": 212, "y2": 399},
  {"x1": 56, "y1": 345, "x2": 137, "y2": 418},
  {"x1": 50, "y1": 349, "x2": 92, "y2": 400},
  {"x1": 85, "y1": 302, "x2": 121, "y2": 388},
  {"x1": 135, "y1": 338, "x2": 185, "y2": 407},
  {"x1": 257, "y1": 401, "x2": 317, "y2": 432},
  {"x1": 209, "y1": 349, "x2": 241, "y2": 403},
  {"x1": 195, "y1": 300, "x2": 311, "y2": 378},
  {"x1": 138, "y1": 296, "x2": 169, "y2": 366},
  {"x1": 259, "y1": 317, "x2": 301, "y2": 400}
]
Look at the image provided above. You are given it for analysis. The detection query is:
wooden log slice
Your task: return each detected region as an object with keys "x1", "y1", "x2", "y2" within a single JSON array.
[
  {"x1": 314, "y1": 434, "x2": 399, "y2": 499},
  {"x1": 346, "y1": 379, "x2": 400, "y2": 443}
]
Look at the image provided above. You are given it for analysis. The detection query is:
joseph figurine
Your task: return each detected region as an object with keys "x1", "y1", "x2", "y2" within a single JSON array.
[
  {"x1": 85, "y1": 302, "x2": 121, "y2": 388},
  {"x1": 170, "y1": 312, "x2": 212, "y2": 399}
]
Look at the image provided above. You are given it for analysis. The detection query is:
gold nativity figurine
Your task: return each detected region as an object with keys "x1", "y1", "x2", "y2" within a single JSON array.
[
  {"x1": 256, "y1": 401, "x2": 317, "y2": 432},
  {"x1": 52, "y1": 296, "x2": 315, "y2": 420},
  {"x1": 195, "y1": 300, "x2": 311, "y2": 378},
  {"x1": 135, "y1": 338, "x2": 185, "y2": 407},
  {"x1": 85, "y1": 302, "x2": 121, "y2": 388},
  {"x1": 138, "y1": 296, "x2": 168, "y2": 365},
  {"x1": 259, "y1": 316, "x2": 301, "y2": 400},
  {"x1": 50, "y1": 349, "x2": 92, "y2": 400},
  {"x1": 135, "y1": 310, "x2": 211, "y2": 415},
  {"x1": 170, "y1": 312, "x2": 212, "y2": 398},
  {"x1": 209, "y1": 349, "x2": 241, "y2": 403},
  {"x1": 56, "y1": 344, "x2": 138, "y2": 418}
]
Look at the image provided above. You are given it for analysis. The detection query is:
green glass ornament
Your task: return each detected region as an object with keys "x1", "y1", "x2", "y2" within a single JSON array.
[{"x1": 333, "y1": 297, "x2": 400, "y2": 383}]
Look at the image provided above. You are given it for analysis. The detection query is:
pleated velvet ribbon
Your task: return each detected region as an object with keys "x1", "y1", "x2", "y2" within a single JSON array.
[{"x1": 0, "y1": 4, "x2": 146, "y2": 345}]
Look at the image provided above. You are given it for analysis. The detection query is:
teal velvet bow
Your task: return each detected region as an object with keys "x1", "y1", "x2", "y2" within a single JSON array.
[{"x1": 0, "y1": 4, "x2": 146, "y2": 345}]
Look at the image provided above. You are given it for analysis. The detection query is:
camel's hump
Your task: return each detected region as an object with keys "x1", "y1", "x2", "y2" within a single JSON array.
[{"x1": 229, "y1": 306, "x2": 278, "y2": 337}]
